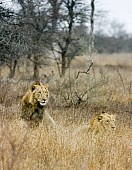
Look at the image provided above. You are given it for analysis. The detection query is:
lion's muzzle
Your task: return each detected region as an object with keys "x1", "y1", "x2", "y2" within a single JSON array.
[{"x1": 39, "y1": 99, "x2": 47, "y2": 106}]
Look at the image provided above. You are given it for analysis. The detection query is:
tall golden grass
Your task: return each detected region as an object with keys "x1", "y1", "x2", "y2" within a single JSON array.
[{"x1": 0, "y1": 53, "x2": 131, "y2": 170}]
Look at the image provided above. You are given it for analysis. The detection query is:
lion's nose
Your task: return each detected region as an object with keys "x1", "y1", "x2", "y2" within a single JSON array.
[
  {"x1": 43, "y1": 99, "x2": 46, "y2": 103},
  {"x1": 112, "y1": 126, "x2": 115, "y2": 129}
]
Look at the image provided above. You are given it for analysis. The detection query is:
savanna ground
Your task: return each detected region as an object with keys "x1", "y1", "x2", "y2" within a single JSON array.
[{"x1": 0, "y1": 53, "x2": 131, "y2": 170}]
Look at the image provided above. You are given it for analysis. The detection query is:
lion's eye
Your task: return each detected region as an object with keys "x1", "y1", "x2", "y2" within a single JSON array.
[
  {"x1": 106, "y1": 120, "x2": 109, "y2": 123},
  {"x1": 38, "y1": 92, "x2": 41, "y2": 94}
]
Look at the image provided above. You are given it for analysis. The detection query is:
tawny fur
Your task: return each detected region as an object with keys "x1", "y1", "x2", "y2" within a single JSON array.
[
  {"x1": 74, "y1": 112, "x2": 116, "y2": 135},
  {"x1": 21, "y1": 81, "x2": 56, "y2": 128}
]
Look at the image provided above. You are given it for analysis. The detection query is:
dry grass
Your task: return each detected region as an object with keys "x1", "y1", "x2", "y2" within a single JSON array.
[{"x1": 0, "y1": 53, "x2": 132, "y2": 170}]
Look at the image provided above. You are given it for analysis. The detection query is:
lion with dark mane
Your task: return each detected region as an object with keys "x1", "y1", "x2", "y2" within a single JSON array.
[{"x1": 21, "y1": 81, "x2": 56, "y2": 128}]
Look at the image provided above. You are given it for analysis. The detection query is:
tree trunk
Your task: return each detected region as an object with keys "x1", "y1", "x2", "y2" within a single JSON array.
[
  {"x1": 61, "y1": 54, "x2": 66, "y2": 77},
  {"x1": 33, "y1": 55, "x2": 39, "y2": 80},
  {"x1": 9, "y1": 59, "x2": 17, "y2": 78},
  {"x1": 89, "y1": 0, "x2": 95, "y2": 57}
]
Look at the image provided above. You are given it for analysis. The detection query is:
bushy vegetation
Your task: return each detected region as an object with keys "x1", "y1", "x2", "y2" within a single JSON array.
[{"x1": 0, "y1": 54, "x2": 131, "y2": 170}]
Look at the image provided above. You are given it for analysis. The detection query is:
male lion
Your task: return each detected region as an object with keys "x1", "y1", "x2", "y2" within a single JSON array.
[
  {"x1": 21, "y1": 81, "x2": 56, "y2": 128},
  {"x1": 74, "y1": 112, "x2": 116, "y2": 135},
  {"x1": 88, "y1": 112, "x2": 116, "y2": 134}
]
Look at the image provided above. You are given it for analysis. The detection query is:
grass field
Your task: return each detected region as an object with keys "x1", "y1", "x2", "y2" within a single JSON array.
[{"x1": 0, "y1": 53, "x2": 131, "y2": 170}]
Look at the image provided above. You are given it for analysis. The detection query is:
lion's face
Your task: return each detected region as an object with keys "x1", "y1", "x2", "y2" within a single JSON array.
[
  {"x1": 97, "y1": 112, "x2": 116, "y2": 130},
  {"x1": 31, "y1": 82, "x2": 49, "y2": 106}
]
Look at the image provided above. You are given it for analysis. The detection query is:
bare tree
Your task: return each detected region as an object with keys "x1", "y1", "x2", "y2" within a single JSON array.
[
  {"x1": 6, "y1": 0, "x2": 89, "y2": 78},
  {"x1": 94, "y1": 19, "x2": 129, "y2": 53},
  {"x1": 15, "y1": 0, "x2": 52, "y2": 79},
  {"x1": 48, "y1": 0, "x2": 63, "y2": 33},
  {"x1": 76, "y1": 0, "x2": 95, "y2": 79},
  {"x1": 0, "y1": 23, "x2": 29, "y2": 77},
  {"x1": 0, "y1": 2, "x2": 29, "y2": 78},
  {"x1": 109, "y1": 20, "x2": 127, "y2": 38},
  {"x1": 50, "y1": 0, "x2": 89, "y2": 77},
  {"x1": 89, "y1": 0, "x2": 95, "y2": 57}
]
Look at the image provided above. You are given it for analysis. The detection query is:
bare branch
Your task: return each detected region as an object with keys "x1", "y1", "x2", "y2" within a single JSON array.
[
  {"x1": 76, "y1": 59, "x2": 93, "y2": 79},
  {"x1": 76, "y1": 0, "x2": 95, "y2": 79}
]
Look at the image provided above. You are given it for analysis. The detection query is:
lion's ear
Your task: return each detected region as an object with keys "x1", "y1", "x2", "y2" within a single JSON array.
[
  {"x1": 34, "y1": 81, "x2": 41, "y2": 85},
  {"x1": 31, "y1": 85, "x2": 36, "y2": 91},
  {"x1": 98, "y1": 115, "x2": 103, "y2": 121},
  {"x1": 31, "y1": 81, "x2": 41, "y2": 91}
]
